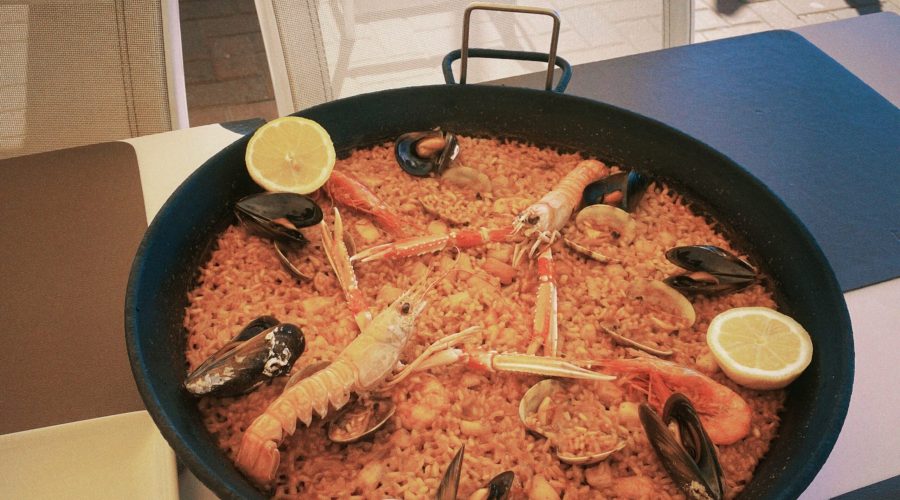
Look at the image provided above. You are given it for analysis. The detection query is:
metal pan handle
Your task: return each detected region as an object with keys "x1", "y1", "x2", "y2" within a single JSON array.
[{"x1": 442, "y1": 2, "x2": 572, "y2": 93}]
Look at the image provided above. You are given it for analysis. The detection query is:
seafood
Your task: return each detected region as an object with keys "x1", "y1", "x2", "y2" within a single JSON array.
[
  {"x1": 437, "y1": 444, "x2": 514, "y2": 500},
  {"x1": 582, "y1": 170, "x2": 649, "y2": 212},
  {"x1": 355, "y1": 159, "x2": 610, "y2": 264},
  {"x1": 640, "y1": 393, "x2": 725, "y2": 500},
  {"x1": 395, "y1": 128, "x2": 460, "y2": 176},
  {"x1": 235, "y1": 209, "x2": 612, "y2": 486},
  {"x1": 664, "y1": 245, "x2": 758, "y2": 296},
  {"x1": 184, "y1": 318, "x2": 304, "y2": 397},
  {"x1": 233, "y1": 274, "x2": 443, "y2": 485},
  {"x1": 323, "y1": 169, "x2": 418, "y2": 238},
  {"x1": 573, "y1": 204, "x2": 637, "y2": 246},
  {"x1": 512, "y1": 159, "x2": 611, "y2": 258},
  {"x1": 519, "y1": 379, "x2": 625, "y2": 465},
  {"x1": 327, "y1": 396, "x2": 396, "y2": 443},
  {"x1": 627, "y1": 279, "x2": 697, "y2": 331},
  {"x1": 234, "y1": 192, "x2": 323, "y2": 244},
  {"x1": 354, "y1": 160, "x2": 610, "y2": 356},
  {"x1": 600, "y1": 357, "x2": 751, "y2": 445},
  {"x1": 186, "y1": 136, "x2": 787, "y2": 496},
  {"x1": 601, "y1": 325, "x2": 674, "y2": 357}
]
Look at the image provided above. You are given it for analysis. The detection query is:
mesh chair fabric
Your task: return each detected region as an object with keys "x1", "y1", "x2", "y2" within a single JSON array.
[{"x1": 0, "y1": 1, "x2": 173, "y2": 159}]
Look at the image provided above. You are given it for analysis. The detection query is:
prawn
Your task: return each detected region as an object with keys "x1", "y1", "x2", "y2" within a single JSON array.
[
  {"x1": 351, "y1": 159, "x2": 609, "y2": 357},
  {"x1": 235, "y1": 209, "x2": 612, "y2": 486},
  {"x1": 233, "y1": 273, "x2": 448, "y2": 486},
  {"x1": 323, "y1": 169, "x2": 421, "y2": 238},
  {"x1": 353, "y1": 159, "x2": 610, "y2": 264},
  {"x1": 601, "y1": 357, "x2": 751, "y2": 445}
]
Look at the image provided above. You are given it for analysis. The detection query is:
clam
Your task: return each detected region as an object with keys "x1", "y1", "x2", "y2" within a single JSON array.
[
  {"x1": 664, "y1": 245, "x2": 758, "y2": 296},
  {"x1": 639, "y1": 393, "x2": 724, "y2": 500},
  {"x1": 519, "y1": 379, "x2": 625, "y2": 466},
  {"x1": 600, "y1": 325, "x2": 673, "y2": 357},
  {"x1": 327, "y1": 396, "x2": 396, "y2": 443},
  {"x1": 235, "y1": 192, "x2": 323, "y2": 244},
  {"x1": 582, "y1": 170, "x2": 650, "y2": 212},
  {"x1": 436, "y1": 444, "x2": 514, "y2": 500},
  {"x1": 628, "y1": 279, "x2": 696, "y2": 330},
  {"x1": 184, "y1": 319, "x2": 305, "y2": 397},
  {"x1": 395, "y1": 129, "x2": 460, "y2": 177},
  {"x1": 574, "y1": 204, "x2": 637, "y2": 246}
]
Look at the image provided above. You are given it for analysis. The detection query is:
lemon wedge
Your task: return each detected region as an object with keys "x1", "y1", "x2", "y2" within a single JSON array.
[
  {"x1": 245, "y1": 116, "x2": 336, "y2": 194},
  {"x1": 706, "y1": 307, "x2": 813, "y2": 390}
]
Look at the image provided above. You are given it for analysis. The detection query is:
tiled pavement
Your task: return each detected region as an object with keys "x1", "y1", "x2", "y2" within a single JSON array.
[{"x1": 181, "y1": 0, "x2": 899, "y2": 127}]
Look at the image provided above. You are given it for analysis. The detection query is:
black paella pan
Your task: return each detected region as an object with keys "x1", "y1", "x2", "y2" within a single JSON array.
[{"x1": 125, "y1": 83, "x2": 853, "y2": 499}]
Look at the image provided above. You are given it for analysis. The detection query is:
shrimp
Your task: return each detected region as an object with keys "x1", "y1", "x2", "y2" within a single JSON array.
[
  {"x1": 323, "y1": 169, "x2": 421, "y2": 238},
  {"x1": 234, "y1": 210, "x2": 610, "y2": 486},
  {"x1": 601, "y1": 357, "x2": 751, "y2": 445},
  {"x1": 233, "y1": 276, "x2": 437, "y2": 486},
  {"x1": 512, "y1": 159, "x2": 610, "y2": 259},
  {"x1": 353, "y1": 159, "x2": 610, "y2": 264},
  {"x1": 351, "y1": 160, "x2": 610, "y2": 357}
]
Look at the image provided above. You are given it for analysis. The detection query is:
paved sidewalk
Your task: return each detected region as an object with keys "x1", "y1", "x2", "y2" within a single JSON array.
[{"x1": 181, "y1": 0, "x2": 898, "y2": 126}]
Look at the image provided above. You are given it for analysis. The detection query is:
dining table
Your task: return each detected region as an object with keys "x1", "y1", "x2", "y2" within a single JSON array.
[{"x1": 1, "y1": 12, "x2": 897, "y2": 500}]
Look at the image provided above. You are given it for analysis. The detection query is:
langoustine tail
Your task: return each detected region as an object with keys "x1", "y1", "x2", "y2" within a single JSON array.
[
  {"x1": 234, "y1": 413, "x2": 287, "y2": 486},
  {"x1": 234, "y1": 363, "x2": 354, "y2": 486}
]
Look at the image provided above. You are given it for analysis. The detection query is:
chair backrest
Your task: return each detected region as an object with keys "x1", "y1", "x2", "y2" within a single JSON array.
[
  {"x1": 0, "y1": 0, "x2": 187, "y2": 159},
  {"x1": 254, "y1": 0, "x2": 693, "y2": 118}
]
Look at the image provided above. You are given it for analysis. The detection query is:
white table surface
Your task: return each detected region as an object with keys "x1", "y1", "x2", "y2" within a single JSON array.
[{"x1": 124, "y1": 14, "x2": 899, "y2": 499}]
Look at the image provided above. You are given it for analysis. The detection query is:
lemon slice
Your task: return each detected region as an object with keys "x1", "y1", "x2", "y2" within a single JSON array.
[
  {"x1": 706, "y1": 307, "x2": 813, "y2": 390},
  {"x1": 245, "y1": 116, "x2": 336, "y2": 194}
]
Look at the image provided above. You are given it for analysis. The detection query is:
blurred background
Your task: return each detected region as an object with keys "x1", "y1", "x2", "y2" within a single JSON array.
[{"x1": 181, "y1": 0, "x2": 894, "y2": 126}]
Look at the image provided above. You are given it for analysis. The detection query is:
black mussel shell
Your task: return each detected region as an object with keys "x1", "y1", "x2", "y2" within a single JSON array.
[
  {"x1": 395, "y1": 129, "x2": 460, "y2": 177},
  {"x1": 233, "y1": 315, "x2": 279, "y2": 342},
  {"x1": 435, "y1": 444, "x2": 465, "y2": 500},
  {"x1": 485, "y1": 470, "x2": 515, "y2": 500},
  {"x1": 235, "y1": 192, "x2": 323, "y2": 243},
  {"x1": 184, "y1": 322, "x2": 305, "y2": 397},
  {"x1": 639, "y1": 394, "x2": 724, "y2": 500},
  {"x1": 665, "y1": 245, "x2": 756, "y2": 278},
  {"x1": 664, "y1": 272, "x2": 756, "y2": 296},
  {"x1": 582, "y1": 170, "x2": 649, "y2": 212}
]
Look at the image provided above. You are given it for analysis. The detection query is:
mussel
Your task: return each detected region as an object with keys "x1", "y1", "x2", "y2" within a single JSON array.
[
  {"x1": 184, "y1": 318, "x2": 305, "y2": 397},
  {"x1": 235, "y1": 192, "x2": 323, "y2": 244},
  {"x1": 395, "y1": 129, "x2": 460, "y2": 177},
  {"x1": 582, "y1": 170, "x2": 649, "y2": 212},
  {"x1": 519, "y1": 379, "x2": 625, "y2": 466},
  {"x1": 436, "y1": 444, "x2": 514, "y2": 500},
  {"x1": 639, "y1": 393, "x2": 724, "y2": 500},
  {"x1": 664, "y1": 245, "x2": 758, "y2": 296}
]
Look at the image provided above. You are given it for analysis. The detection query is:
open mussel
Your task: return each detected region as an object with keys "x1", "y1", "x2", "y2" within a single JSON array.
[
  {"x1": 235, "y1": 192, "x2": 323, "y2": 244},
  {"x1": 639, "y1": 393, "x2": 724, "y2": 500},
  {"x1": 184, "y1": 317, "x2": 305, "y2": 397},
  {"x1": 395, "y1": 128, "x2": 460, "y2": 177},
  {"x1": 436, "y1": 444, "x2": 514, "y2": 500},
  {"x1": 582, "y1": 170, "x2": 649, "y2": 212},
  {"x1": 664, "y1": 245, "x2": 758, "y2": 296}
]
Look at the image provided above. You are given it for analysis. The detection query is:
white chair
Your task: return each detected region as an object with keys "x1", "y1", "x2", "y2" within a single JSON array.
[
  {"x1": 0, "y1": 0, "x2": 188, "y2": 159},
  {"x1": 254, "y1": 0, "x2": 693, "y2": 117}
]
